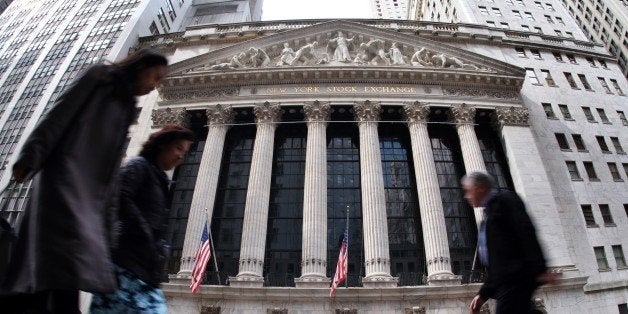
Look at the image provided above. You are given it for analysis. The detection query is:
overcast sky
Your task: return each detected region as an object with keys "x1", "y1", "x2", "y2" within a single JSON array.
[{"x1": 261, "y1": 0, "x2": 373, "y2": 21}]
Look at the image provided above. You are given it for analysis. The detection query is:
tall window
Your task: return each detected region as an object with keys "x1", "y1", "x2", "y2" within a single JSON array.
[
  {"x1": 542, "y1": 103, "x2": 556, "y2": 118},
  {"x1": 564, "y1": 72, "x2": 578, "y2": 88},
  {"x1": 581, "y1": 204, "x2": 596, "y2": 227},
  {"x1": 566, "y1": 54, "x2": 577, "y2": 64},
  {"x1": 598, "y1": 77, "x2": 612, "y2": 93},
  {"x1": 552, "y1": 52, "x2": 563, "y2": 62},
  {"x1": 429, "y1": 121, "x2": 476, "y2": 275},
  {"x1": 526, "y1": 68, "x2": 540, "y2": 84},
  {"x1": 618, "y1": 111, "x2": 628, "y2": 125},
  {"x1": 583, "y1": 162, "x2": 598, "y2": 180},
  {"x1": 516, "y1": 47, "x2": 527, "y2": 57},
  {"x1": 264, "y1": 120, "x2": 306, "y2": 287},
  {"x1": 379, "y1": 119, "x2": 427, "y2": 285},
  {"x1": 611, "y1": 137, "x2": 625, "y2": 154},
  {"x1": 566, "y1": 161, "x2": 581, "y2": 180},
  {"x1": 558, "y1": 104, "x2": 573, "y2": 120},
  {"x1": 530, "y1": 49, "x2": 541, "y2": 59},
  {"x1": 610, "y1": 79, "x2": 624, "y2": 95},
  {"x1": 597, "y1": 108, "x2": 610, "y2": 123},
  {"x1": 555, "y1": 133, "x2": 570, "y2": 150},
  {"x1": 596, "y1": 136, "x2": 610, "y2": 152},
  {"x1": 326, "y1": 109, "x2": 363, "y2": 287},
  {"x1": 572, "y1": 134, "x2": 587, "y2": 151},
  {"x1": 211, "y1": 123, "x2": 256, "y2": 280},
  {"x1": 476, "y1": 112, "x2": 514, "y2": 190},
  {"x1": 525, "y1": 12, "x2": 534, "y2": 21},
  {"x1": 599, "y1": 204, "x2": 614, "y2": 225},
  {"x1": 594, "y1": 246, "x2": 610, "y2": 270},
  {"x1": 612, "y1": 245, "x2": 627, "y2": 268},
  {"x1": 578, "y1": 74, "x2": 592, "y2": 90},
  {"x1": 608, "y1": 163, "x2": 622, "y2": 181},
  {"x1": 541, "y1": 69, "x2": 555, "y2": 86},
  {"x1": 582, "y1": 107, "x2": 596, "y2": 122}
]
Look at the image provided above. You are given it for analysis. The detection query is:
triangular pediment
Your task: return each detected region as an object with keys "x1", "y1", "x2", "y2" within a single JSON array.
[{"x1": 163, "y1": 20, "x2": 525, "y2": 92}]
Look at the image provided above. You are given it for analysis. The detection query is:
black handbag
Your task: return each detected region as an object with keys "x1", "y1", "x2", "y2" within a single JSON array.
[{"x1": 0, "y1": 181, "x2": 21, "y2": 284}]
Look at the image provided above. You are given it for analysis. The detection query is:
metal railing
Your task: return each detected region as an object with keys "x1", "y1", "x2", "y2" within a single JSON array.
[
  {"x1": 202, "y1": 271, "x2": 230, "y2": 286},
  {"x1": 459, "y1": 270, "x2": 487, "y2": 284},
  {"x1": 396, "y1": 272, "x2": 427, "y2": 286}
]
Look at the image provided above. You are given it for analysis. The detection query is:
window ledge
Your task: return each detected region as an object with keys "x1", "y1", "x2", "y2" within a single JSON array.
[
  {"x1": 586, "y1": 224, "x2": 599, "y2": 228},
  {"x1": 571, "y1": 87, "x2": 581, "y2": 90},
  {"x1": 587, "y1": 120, "x2": 598, "y2": 123},
  {"x1": 531, "y1": 83, "x2": 544, "y2": 86},
  {"x1": 585, "y1": 89, "x2": 594, "y2": 92},
  {"x1": 556, "y1": 60, "x2": 565, "y2": 63},
  {"x1": 617, "y1": 266, "x2": 628, "y2": 270},
  {"x1": 564, "y1": 118, "x2": 575, "y2": 121},
  {"x1": 618, "y1": 93, "x2": 626, "y2": 96},
  {"x1": 598, "y1": 268, "x2": 611, "y2": 272},
  {"x1": 589, "y1": 178, "x2": 600, "y2": 182},
  {"x1": 602, "y1": 122, "x2": 612, "y2": 124},
  {"x1": 606, "y1": 92, "x2": 615, "y2": 95},
  {"x1": 613, "y1": 179, "x2": 624, "y2": 182},
  {"x1": 604, "y1": 223, "x2": 616, "y2": 227},
  {"x1": 560, "y1": 148, "x2": 572, "y2": 152},
  {"x1": 602, "y1": 151, "x2": 612, "y2": 154},
  {"x1": 547, "y1": 117, "x2": 559, "y2": 120},
  {"x1": 571, "y1": 178, "x2": 584, "y2": 181},
  {"x1": 577, "y1": 149, "x2": 588, "y2": 152},
  {"x1": 548, "y1": 84, "x2": 559, "y2": 87},
  {"x1": 617, "y1": 152, "x2": 626, "y2": 155}
]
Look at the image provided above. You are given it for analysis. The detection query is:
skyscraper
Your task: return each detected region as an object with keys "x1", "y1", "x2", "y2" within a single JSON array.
[{"x1": 371, "y1": 0, "x2": 410, "y2": 19}]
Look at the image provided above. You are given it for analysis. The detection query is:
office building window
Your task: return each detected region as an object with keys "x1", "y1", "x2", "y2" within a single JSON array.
[
  {"x1": 599, "y1": 204, "x2": 614, "y2": 224},
  {"x1": 583, "y1": 162, "x2": 598, "y2": 180},
  {"x1": 582, "y1": 107, "x2": 595, "y2": 122},
  {"x1": 596, "y1": 136, "x2": 610, "y2": 152},
  {"x1": 492, "y1": 7, "x2": 502, "y2": 16},
  {"x1": 608, "y1": 163, "x2": 622, "y2": 181},
  {"x1": 599, "y1": 59, "x2": 608, "y2": 68},
  {"x1": 598, "y1": 77, "x2": 612, "y2": 93},
  {"x1": 545, "y1": 15, "x2": 554, "y2": 23},
  {"x1": 554, "y1": 29, "x2": 562, "y2": 36},
  {"x1": 558, "y1": 105, "x2": 572, "y2": 120},
  {"x1": 566, "y1": 161, "x2": 581, "y2": 180},
  {"x1": 581, "y1": 204, "x2": 596, "y2": 227},
  {"x1": 555, "y1": 133, "x2": 570, "y2": 149},
  {"x1": 578, "y1": 74, "x2": 592, "y2": 90},
  {"x1": 610, "y1": 79, "x2": 624, "y2": 95},
  {"x1": 486, "y1": 21, "x2": 496, "y2": 27},
  {"x1": 566, "y1": 54, "x2": 577, "y2": 63},
  {"x1": 572, "y1": 134, "x2": 586, "y2": 151},
  {"x1": 556, "y1": 16, "x2": 564, "y2": 24},
  {"x1": 611, "y1": 137, "x2": 625, "y2": 154},
  {"x1": 513, "y1": 10, "x2": 522, "y2": 18},
  {"x1": 612, "y1": 245, "x2": 627, "y2": 268},
  {"x1": 541, "y1": 69, "x2": 555, "y2": 85},
  {"x1": 534, "y1": 26, "x2": 543, "y2": 33},
  {"x1": 531, "y1": 49, "x2": 541, "y2": 59},
  {"x1": 525, "y1": 12, "x2": 534, "y2": 21},
  {"x1": 516, "y1": 47, "x2": 527, "y2": 57},
  {"x1": 542, "y1": 103, "x2": 556, "y2": 118},
  {"x1": 594, "y1": 247, "x2": 610, "y2": 270},
  {"x1": 149, "y1": 21, "x2": 160, "y2": 35},
  {"x1": 526, "y1": 68, "x2": 541, "y2": 84},
  {"x1": 618, "y1": 111, "x2": 628, "y2": 125},
  {"x1": 564, "y1": 72, "x2": 578, "y2": 88},
  {"x1": 479, "y1": 6, "x2": 489, "y2": 14},
  {"x1": 521, "y1": 25, "x2": 530, "y2": 31},
  {"x1": 501, "y1": 22, "x2": 510, "y2": 29},
  {"x1": 586, "y1": 57, "x2": 596, "y2": 67},
  {"x1": 597, "y1": 108, "x2": 610, "y2": 123}
]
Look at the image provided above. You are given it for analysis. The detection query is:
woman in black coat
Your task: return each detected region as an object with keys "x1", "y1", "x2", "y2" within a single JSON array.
[
  {"x1": 2, "y1": 49, "x2": 168, "y2": 313},
  {"x1": 90, "y1": 125, "x2": 193, "y2": 313}
]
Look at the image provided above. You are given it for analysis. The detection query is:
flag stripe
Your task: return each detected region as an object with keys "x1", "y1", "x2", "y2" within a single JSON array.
[
  {"x1": 330, "y1": 229, "x2": 348, "y2": 298},
  {"x1": 190, "y1": 224, "x2": 211, "y2": 293}
]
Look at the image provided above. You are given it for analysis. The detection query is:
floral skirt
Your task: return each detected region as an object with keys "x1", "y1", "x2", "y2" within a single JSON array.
[{"x1": 90, "y1": 265, "x2": 167, "y2": 314}]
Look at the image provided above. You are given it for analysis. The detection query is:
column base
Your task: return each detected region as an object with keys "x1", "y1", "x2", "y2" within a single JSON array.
[
  {"x1": 427, "y1": 273, "x2": 461, "y2": 286},
  {"x1": 294, "y1": 275, "x2": 331, "y2": 288},
  {"x1": 168, "y1": 271, "x2": 192, "y2": 284},
  {"x1": 229, "y1": 274, "x2": 264, "y2": 288},
  {"x1": 362, "y1": 275, "x2": 398, "y2": 288}
]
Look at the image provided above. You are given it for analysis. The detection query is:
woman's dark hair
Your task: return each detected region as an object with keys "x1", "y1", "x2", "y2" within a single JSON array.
[
  {"x1": 139, "y1": 124, "x2": 195, "y2": 162},
  {"x1": 111, "y1": 48, "x2": 168, "y2": 80}
]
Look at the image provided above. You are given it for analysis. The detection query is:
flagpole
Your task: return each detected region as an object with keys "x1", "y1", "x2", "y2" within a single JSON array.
[
  {"x1": 345, "y1": 204, "x2": 350, "y2": 289},
  {"x1": 204, "y1": 208, "x2": 221, "y2": 285}
]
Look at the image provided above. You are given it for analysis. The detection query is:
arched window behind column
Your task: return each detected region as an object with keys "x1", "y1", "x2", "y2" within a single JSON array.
[
  {"x1": 379, "y1": 107, "x2": 427, "y2": 286},
  {"x1": 326, "y1": 106, "x2": 364, "y2": 287},
  {"x1": 475, "y1": 109, "x2": 514, "y2": 191},
  {"x1": 428, "y1": 110, "x2": 477, "y2": 277},
  {"x1": 263, "y1": 107, "x2": 305, "y2": 287},
  {"x1": 210, "y1": 109, "x2": 256, "y2": 282},
  {"x1": 164, "y1": 110, "x2": 208, "y2": 277}
]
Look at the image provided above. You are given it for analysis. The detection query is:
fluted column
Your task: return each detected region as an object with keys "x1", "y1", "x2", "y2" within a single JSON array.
[
  {"x1": 450, "y1": 104, "x2": 486, "y2": 227},
  {"x1": 403, "y1": 102, "x2": 460, "y2": 285},
  {"x1": 174, "y1": 105, "x2": 234, "y2": 281},
  {"x1": 353, "y1": 101, "x2": 397, "y2": 287},
  {"x1": 295, "y1": 101, "x2": 331, "y2": 288},
  {"x1": 494, "y1": 106, "x2": 573, "y2": 268},
  {"x1": 230, "y1": 102, "x2": 281, "y2": 288}
]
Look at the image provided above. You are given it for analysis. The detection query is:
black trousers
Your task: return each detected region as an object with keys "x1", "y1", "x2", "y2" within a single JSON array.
[
  {"x1": 3, "y1": 289, "x2": 80, "y2": 314},
  {"x1": 494, "y1": 281, "x2": 538, "y2": 314}
]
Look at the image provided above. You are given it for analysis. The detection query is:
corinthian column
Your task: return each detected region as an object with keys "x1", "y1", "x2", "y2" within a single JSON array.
[
  {"x1": 494, "y1": 106, "x2": 572, "y2": 269},
  {"x1": 353, "y1": 101, "x2": 397, "y2": 287},
  {"x1": 230, "y1": 102, "x2": 281, "y2": 288},
  {"x1": 151, "y1": 107, "x2": 190, "y2": 128},
  {"x1": 175, "y1": 105, "x2": 234, "y2": 281},
  {"x1": 450, "y1": 104, "x2": 486, "y2": 227},
  {"x1": 295, "y1": 101, "x2": 331, "y2": 288},
  {"x1": 403, "y1": 102, "x2": 460, "y2": 285}
]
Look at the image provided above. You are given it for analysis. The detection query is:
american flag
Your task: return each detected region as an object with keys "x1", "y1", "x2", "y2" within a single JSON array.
[
  {"x1": 190, "y1": 223, "x2": 211, "y2": 293},
  {"x1": 330, "y1": 229, "x2": 348, "y2": 298}
]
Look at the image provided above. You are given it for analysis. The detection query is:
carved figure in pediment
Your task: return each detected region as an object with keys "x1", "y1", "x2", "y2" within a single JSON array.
[
  {"x1": 209, "y1": 52, "x2": 246, "y2": 71},
  {"x1": 431, "y1": 53, "x2": 481, "y2": 70},
  {"x1": 353, "y1": 44, "x2": 368, "y2": 64},
  {"x1": 389, "y1": 42, "x2": 406, "y2": 65},
  {"x1": 316, "y1": 53, "x2": 330, "y2": 65},
  {"x1": 290, "y1": 41, "x2": 319, "y2": 66},
  {"x1": 360, "y1": 39, "x2": 391, "y2": 65},
  {"x1": 410, "y1": 47, "x2": 434, "y2": 66},
  {"x1": 276, "y1": 43, "x2": 295, "y2": 66},
  {"x1": 248, "y1": 47, "x2": 270, "y2": 67},
  {"x1": 327, "y1": 32, "x2": 355, "y2": 63}
]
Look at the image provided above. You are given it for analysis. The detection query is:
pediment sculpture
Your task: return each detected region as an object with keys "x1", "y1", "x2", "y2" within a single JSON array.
[{"x1": 195, "y1": 30, "x2": 493, "y2": 72}]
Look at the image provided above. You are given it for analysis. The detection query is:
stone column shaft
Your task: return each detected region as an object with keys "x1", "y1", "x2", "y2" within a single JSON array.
[
  {"x1": 404, "y1": 103, "x2": 459, "y2": 285},
  {"x1": 450, "y1": 104, "x2": 486, "y2": 227},
  {"x1": 175, "y1": 106, "x2": 233, "y2": 280},
  {"x1": 296, "y1": 102, "x2": 331, "y2": 288},
  {"x1": 231, "y1": 102, "x2": 281, "y2": 287},
  {"x1": 354, "y1": 101, "x2": 396, "y2": 287}
]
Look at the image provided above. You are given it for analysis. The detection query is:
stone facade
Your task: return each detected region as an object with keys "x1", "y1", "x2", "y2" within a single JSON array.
[{"x1": 132, "y1": 19, "x2": 627, "y2": 313}]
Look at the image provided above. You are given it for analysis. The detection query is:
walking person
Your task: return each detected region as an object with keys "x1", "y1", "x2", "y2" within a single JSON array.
[
  {"x1": 1, "y1": 48, "x2": 168, "y2": 313},
  {"x1": 462, "y1": 172, "x2": 558, "y2": 314},
  {"x1": 90, "y1": 125, "x2": 193, "y2": 313}
]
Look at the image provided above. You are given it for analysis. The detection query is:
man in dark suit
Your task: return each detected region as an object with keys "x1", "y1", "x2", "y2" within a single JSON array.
[{"x1": 462, "y1": 172, "x2": 558, "y2": 314}]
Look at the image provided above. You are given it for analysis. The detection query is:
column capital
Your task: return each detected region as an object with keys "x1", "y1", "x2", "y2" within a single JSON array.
[
  {"x1": 151, "y1": 107, "x2": 189, "y2": 128},
  {"x1": 493, "y1": 106, "x2": 529, "y2": 127},
  {"x1": 353, "y1": 100, "x2": 381, "y2": 123},
  {"x1": 403, "y1": 101, "x2": 430, "y2": 124},
  {"x1": 254, "y1": 101, "x2": 282, "y2": 123},
  {"x1": 206, "y1": 104, "x2": 235, "y2": 126},
  {"x1": 449, "y1": 103, "x2": 476, "y2": 124},
  {"x1": 303, "y1": 100, "x2": 331, "y2": 123}
]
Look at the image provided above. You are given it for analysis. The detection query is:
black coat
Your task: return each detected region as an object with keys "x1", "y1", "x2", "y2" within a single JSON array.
[
  {"x1": 2, "y1": 65, "x2": 136, "y2": 293},
  {"x1": 112, "y1": 157, "x2": 170, "y2": 287},
  {"x1": 478, "y1": 191, "x2": 547, "y2": 300}
]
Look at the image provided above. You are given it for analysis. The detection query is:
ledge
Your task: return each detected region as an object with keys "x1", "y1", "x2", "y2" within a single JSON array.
[{"x1": 583, "y1": 279, "x2": 628, "y2": 293}]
